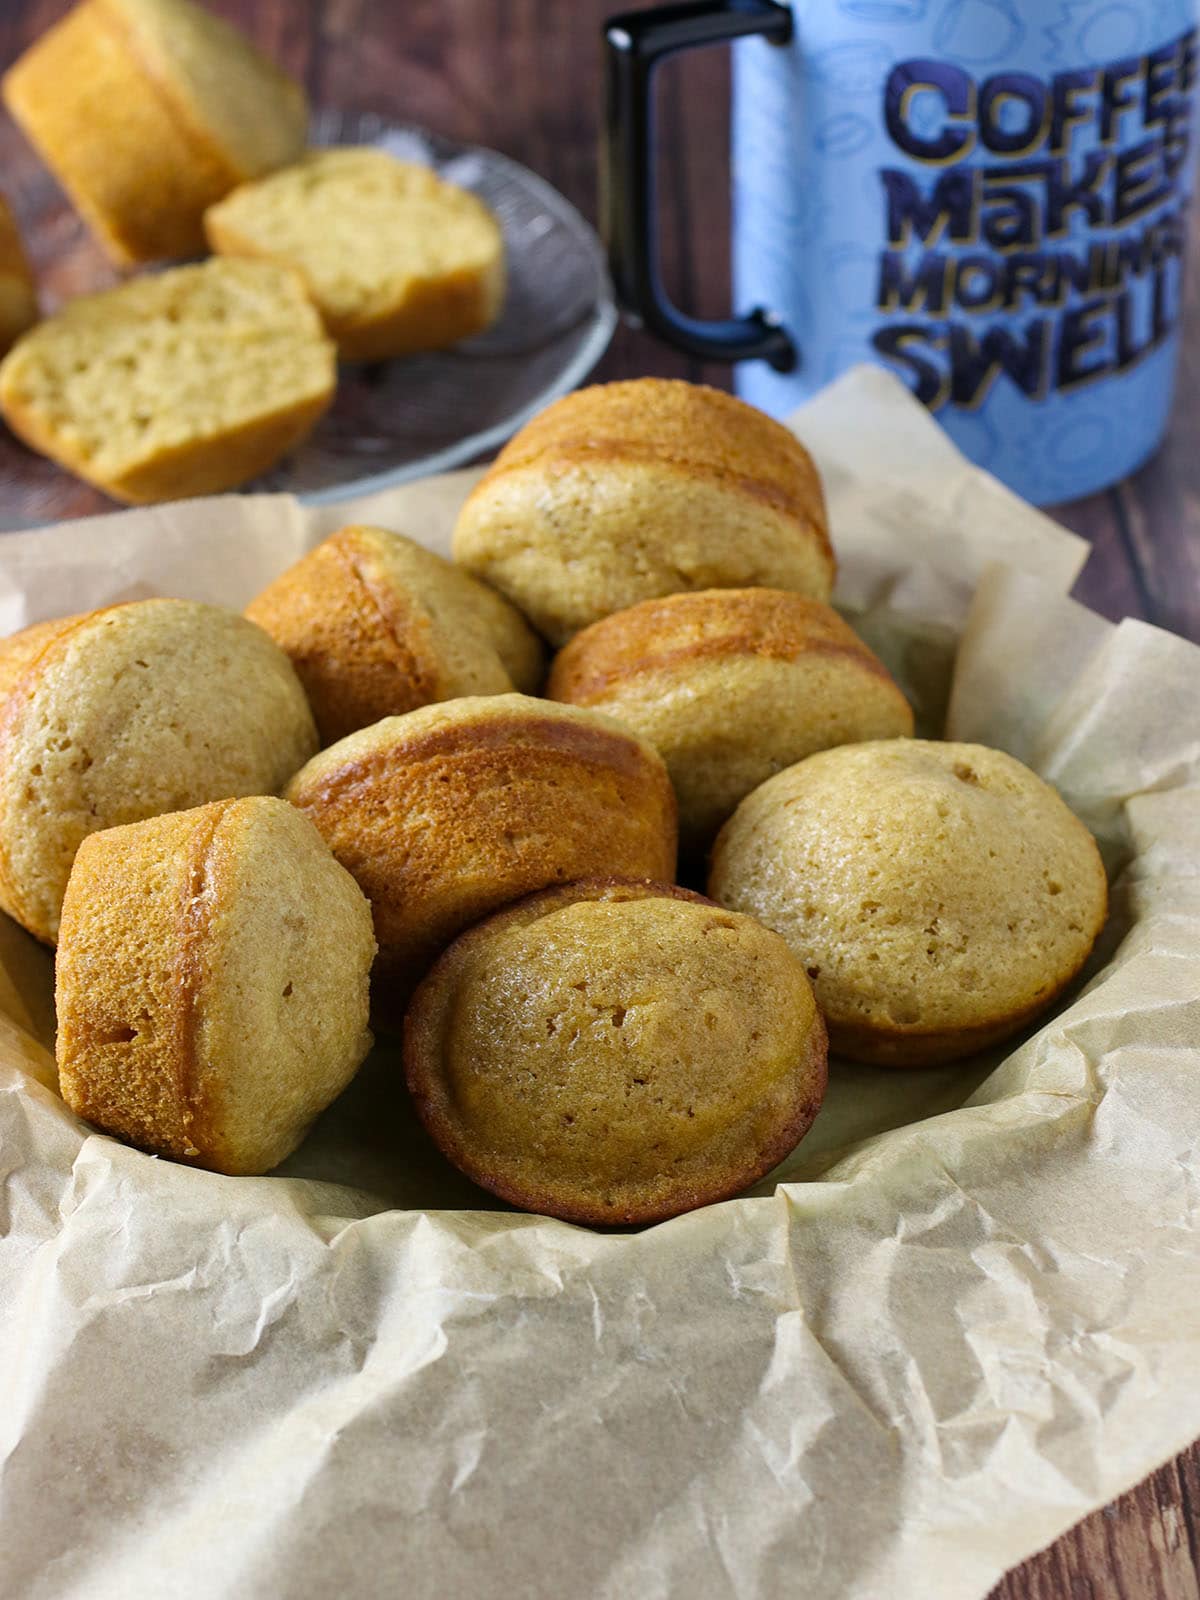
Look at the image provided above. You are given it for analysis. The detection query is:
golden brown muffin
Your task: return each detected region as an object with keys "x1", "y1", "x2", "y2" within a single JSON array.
[
  {"x1": 286, "y1": 694, "x2": 677, "y2": 1008},
  {"x1": 2, "y1": 0, "x2": 307, "y2": 266},
  {"x1": 0, "y1": 259, "x2": 335, "y2": 505},
  {"x1": 710, "y1": 740, "x2": 1108, "y2": 1067},
  {"x1": 206, "y1": 148, "x2": 506, "y2": 360},
  {"x1": 246, "y1": 524, "x2": 543, "y2": 745},
  {"x1": 0, "y1": 195, "x2": 37, "y2": 357},
  {"x1": 452, "y1": 379, "x2": 835, "y2": 645},
  {"x1": 405, "y1": 877, "x2": 828, "y2": 1225},
  {"x1": 0, "y1": 599, "x2": 317, "y2": 944},
  {"x1": 547, "y1": 588, "x2": 913, "y2": 854},
  {"x1": 57, "y1": 797, "x2": 375, "y2": 1175}
]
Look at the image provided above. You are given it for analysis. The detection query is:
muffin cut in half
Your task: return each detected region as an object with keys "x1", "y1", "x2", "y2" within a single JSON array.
[
  {"x1": 548, "y1": 588, "x2": 913, "y2": 854},
  {"x1": 57, "y1": 797, "x2": 376, "y2": 1175},
  {"x1": 710, "y1": 740, "x2": 1108, "y2": 1067},
  {"x1": 0, "y1": 259, "x2": 335, "y2": 503},
  {"x1": 206, "y1": 148, "x2": 506, "y2": 360},
  {"x1": 0, "y1": 195, "x2": 37, "y2": 357},
  {"x1": 405, "y1": 878, "x2": 828, "y2": 1225},
  {"x1": 0, "y1": 598, "x2": 317, "y2": 943},
  {"x1": 453, "y1": 379, "x2": 835, "y2": 645},
  {"x1": 246, "y1": 523, "x2": 543, "y2": 745},
  {"x1": 286, "y1": 694, "x2": 677, "y2": 1009},
  {"x1": 2, "y1": 0, "x2": 307, "y2": 265}
]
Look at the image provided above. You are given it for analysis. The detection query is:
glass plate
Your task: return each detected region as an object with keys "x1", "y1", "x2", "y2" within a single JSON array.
[{"x1": 0, "y1": 112, "x2": 617, "y2": 522}]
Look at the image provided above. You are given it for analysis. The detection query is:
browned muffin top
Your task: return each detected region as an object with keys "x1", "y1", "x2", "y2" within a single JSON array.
[
  {"x1": 405, "y1": 877, "x2": 828, "y2": 1225},
  {"x1": 479, "y1": 379, "x2": 830, "y2": 545},
  {"x1": 246, "y1": 523, "x2": 542, "y2": 744},
  {"x1": 547, "y1": 588, "x2": 897, "y2": 703},
  {"x1": 452, "y1": 379, "x2": 836, "y2": 645},
  {"x1": 710, "y1": 740, "x2": 1108, "y2": 1066},
  {"x1": 547, "y1": 589, "x2": 913, "y2": 854},
  {"x1": 286, "y1": 695, "x2": 678, "y2": 1004}
]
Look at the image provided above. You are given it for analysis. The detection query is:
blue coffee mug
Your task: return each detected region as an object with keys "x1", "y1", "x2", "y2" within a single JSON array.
[{"x1": 604, "y1": 0, "x2": 1199, "y2": 503}]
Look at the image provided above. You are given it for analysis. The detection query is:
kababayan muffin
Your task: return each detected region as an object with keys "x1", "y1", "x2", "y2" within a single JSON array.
[
  {"x1": 206, "y1": 147, "x2": 506, "y2": 360},
  {"x1": 56, "y1": 797, "x2": 376, "y2": 1175},
  {"x1": 453, "y1": 379, "x2": 835, "y2": 645},
  {"x1": 246, "y1": 523, "x2": 543, "y2": 744},
  {"x1": 710, "y1": 740, "x2": 1108, "y2": 1067},
  {"x1": 2, "y1": 0, "x2": 307, "y2": 265},
  {"x1": 0, "y1": 259, "x2": 335, "y2": 504},
  {"x1": 547, "y1": 588, "x2": 913, "y2": 853},
  {"x1": 286, "y1": 694, "x2": 677, "y2": 1005},
  {"x1": 405, "y1": 878, "x2": 828, "y2": 1225},
  {"x1": 0, "y1": 194, "x2": 37, "y2": 356},
  {"x1": 0, "y1": 599, "x2": 317, "y2": 944}
]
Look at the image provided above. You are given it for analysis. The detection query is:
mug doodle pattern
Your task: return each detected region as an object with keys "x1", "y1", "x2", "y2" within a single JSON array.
[{"x1": 731, "y1": 3, "x2": 1200, "y2": 503}]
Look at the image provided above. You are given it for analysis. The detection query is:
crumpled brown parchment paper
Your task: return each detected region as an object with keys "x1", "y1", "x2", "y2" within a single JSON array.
[{"x1": 2, "y1": 366, "x2": 1197, "y2": 1600}]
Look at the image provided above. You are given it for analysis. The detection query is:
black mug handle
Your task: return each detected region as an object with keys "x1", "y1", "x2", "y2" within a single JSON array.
[{"x1": 602, "y1": 0, "x2": 797, "y2": 373}]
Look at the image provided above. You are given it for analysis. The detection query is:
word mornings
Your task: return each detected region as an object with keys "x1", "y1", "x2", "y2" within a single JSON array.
[{"x1": 873, "y1": 30, "x2": 1197, "y2": 411}]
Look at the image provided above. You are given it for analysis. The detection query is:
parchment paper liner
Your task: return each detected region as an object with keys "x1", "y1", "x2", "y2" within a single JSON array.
[{"x1": 1, "y1": 368, "x2": 1197, "y2": 1600}]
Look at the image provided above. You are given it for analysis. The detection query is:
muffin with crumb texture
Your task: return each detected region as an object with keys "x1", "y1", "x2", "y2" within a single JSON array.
[
  {"x1": 2, "y1": 0, "x2": 308, "y2": 265},
  {"x1": 206, "y1": 147, "x2": 505, "y2": 360},
  {"x1": 548, "y1": 588, "x2": 913, "y2": 853},
  {"x1": 0, "y1": 598, "x2": 317, "y2": 943},
  {"x1": 286, "y1": 694, "x2": 677, "y2": 1007},
  {"x1": 453, "y1": 379, "x2": 834, "y2": 645},
  {"x1": 405, "y1": 878, "x2": 828, "y2": 1224},
  {"x1": 247, "y1": 523, "x2": 542, "y2": 744},
  {"x1": 0, "y1": 258, "x2": 334, "y2": 503},
  {"x1": 710, "y1": 740, "x2": 1108, "y2": 1066},
  {"x1": 57, "y1": 796, "x2": 375, "y2": 1175}
]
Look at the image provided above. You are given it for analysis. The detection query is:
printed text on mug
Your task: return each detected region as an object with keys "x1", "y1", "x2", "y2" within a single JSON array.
[{"x1": 872, "y1": 29, "x2": 1197, "y2": 411}]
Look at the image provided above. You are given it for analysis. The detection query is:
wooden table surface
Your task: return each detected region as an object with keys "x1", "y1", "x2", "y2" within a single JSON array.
[{"x1": 2, "y1": 3, "x2": 1199, "y2": 1596}]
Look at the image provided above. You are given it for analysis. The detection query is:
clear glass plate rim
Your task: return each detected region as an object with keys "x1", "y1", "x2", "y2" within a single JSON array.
[{"x1": 298, "y1": 303, "x2": 618, "y2": 506}]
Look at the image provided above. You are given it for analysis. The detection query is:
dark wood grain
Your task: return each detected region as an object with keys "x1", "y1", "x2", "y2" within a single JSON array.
[
  {"x1": 1053, "y1": 211, "x2": 1200, "y2": 635},
  {"x1": 1, "y1": 4, "x2": 1198, "y2": 1595}
]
